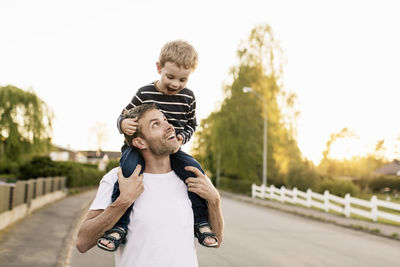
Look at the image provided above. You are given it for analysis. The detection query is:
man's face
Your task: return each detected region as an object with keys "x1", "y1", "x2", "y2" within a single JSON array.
[{"x1": 137, "y1": 109, "x2": 179, "y2": 156}]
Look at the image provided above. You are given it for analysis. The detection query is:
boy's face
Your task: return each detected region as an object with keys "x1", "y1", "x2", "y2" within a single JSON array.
[{"x1": 156, "y1": 61, "x2": 192, "y2": 95}]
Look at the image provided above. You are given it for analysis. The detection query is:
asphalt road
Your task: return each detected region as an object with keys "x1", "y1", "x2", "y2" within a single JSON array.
[{"x1": 70, "y1": 196, "x2": 400, "y2": 267}]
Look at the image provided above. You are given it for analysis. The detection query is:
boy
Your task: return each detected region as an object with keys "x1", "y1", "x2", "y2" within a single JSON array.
[{"x1": 97, "y1": 40, "x2": 218, "y2": 252}]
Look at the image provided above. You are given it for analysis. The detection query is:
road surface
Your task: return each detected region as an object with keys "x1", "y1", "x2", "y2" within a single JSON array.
[{"x1": 70, "y1": 196, "x2": 400, "y2": 267}]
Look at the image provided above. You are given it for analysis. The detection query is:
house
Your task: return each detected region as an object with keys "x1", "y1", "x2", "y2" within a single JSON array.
[
  {"x1": 49, "y1": 145, "x2": 79, "y2": 161},
  {"x1": 374, "y1": 159, "x2": 400, "y2": 176},
  {"x1": 78, "y1": 150, "x2": 121, "y2": 171},
  {"x1": 49, "y1": 145, "x2": 121, "y2": 171}
]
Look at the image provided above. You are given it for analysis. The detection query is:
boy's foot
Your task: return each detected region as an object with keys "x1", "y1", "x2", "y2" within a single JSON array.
[
  {"x1": 195, "y1": 222, "x2": 218, "y2": 248},
  {"x1": 97, "y1": 227, "x2": 127, "y2": 252}
]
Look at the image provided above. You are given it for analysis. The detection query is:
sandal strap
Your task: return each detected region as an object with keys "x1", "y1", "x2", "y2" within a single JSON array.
[
  {"x1": 105, "y1": 227, "x2": 127, "y2": 243},
  {"x1": 96, "y1": 227, "x2": 127, "y2": 252},
  {"x1": 194, "y1": 222, "x2": 219, "y2": 247}
]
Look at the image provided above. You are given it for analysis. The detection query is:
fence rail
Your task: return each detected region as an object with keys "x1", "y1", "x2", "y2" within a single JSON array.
[
  {"x1": 0, "y1": 177, "x2": 67, "y2": 231},
  {"x1": 252, "y1": 184, "x2": 400, "y2": 224}
]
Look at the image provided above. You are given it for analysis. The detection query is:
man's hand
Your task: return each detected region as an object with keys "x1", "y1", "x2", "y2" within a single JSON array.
[
  {"x1": 184, "y1": 166, "x2": 219, "y2": 204},
  {"x1": 173, "y1": 134, "x2": 184, "y2": 153},
  {"x1": 117, "y1": 165, "x2": 144, "y2": 205},
  {"x1": 121, "y1": 117, "x2": 138, "y2": 135}
]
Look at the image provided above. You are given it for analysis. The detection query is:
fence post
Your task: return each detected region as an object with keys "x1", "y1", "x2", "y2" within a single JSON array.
[
  {"x1": 280, "y1": 186, "x2": 285, "y2": 203},
  {"x1": 251, "y1": 184, "x2": 255, "y2": 199},
  {"x1": 371, "y1": 195, "x2": 378, "y2": 221},
  {"x1": 306, "y1": 189, "x2": 312, "y2": 208},
  {"x1": 270, "y1": 185, "x2": 275, "y2": 200},
  {"x1": 261, "y1": 184, "x2": 266, "y2": 199},
  {"x1": 344, "y1": 193, "x2": 351, "y2": 217},
  {"x1": 293, "y1": 187, "x2": 298, "y2": 204},
  {"x1": 324, "y1": 190, "x2": 330, "y2": 212}
]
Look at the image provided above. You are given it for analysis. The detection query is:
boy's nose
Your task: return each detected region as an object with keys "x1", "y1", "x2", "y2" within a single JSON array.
[{"x1": 170, "y1": 81, "x2": 179, "y2": 89}]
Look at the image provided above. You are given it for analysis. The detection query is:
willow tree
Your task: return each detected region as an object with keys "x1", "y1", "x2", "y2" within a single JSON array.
[
  {"x1": 193, "y1": 25, "x2": 302, "y2": 186},
  {"x1": 0, "y1": 85, "x2": 53, "y2": 165}
]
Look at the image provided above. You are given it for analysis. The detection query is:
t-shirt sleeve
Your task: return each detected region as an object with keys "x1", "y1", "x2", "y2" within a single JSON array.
[{"x1": 89, "y1": 168, "x2": 119, "y2": 210}]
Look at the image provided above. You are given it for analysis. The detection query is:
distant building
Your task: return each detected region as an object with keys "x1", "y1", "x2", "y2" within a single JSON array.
[
  {"x1": 374, "y1": 160, "x2": 400, "y2": 176},
  {"x1": 49, "y1": 145, "x2": 120, "y2": 171},
  {"x1": 49, "y1": 145, "x2": 78, "y2": 161},
  {"x1": 79, "y1": 150, "x2": 121, "y2": 171}
]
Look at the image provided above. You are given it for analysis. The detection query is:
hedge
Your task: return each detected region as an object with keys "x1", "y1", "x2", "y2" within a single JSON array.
[
  {"x1": 219, "y1": 177, "x2": 254, "y2": 195},
  {"x1": 18, "y1": 156, "x2": 105, "y2": 188}
]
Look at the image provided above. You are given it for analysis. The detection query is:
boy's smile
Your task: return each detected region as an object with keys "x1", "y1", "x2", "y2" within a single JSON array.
[{"x1": 156, "y1": 61, "x2": 192, "y2": 95}]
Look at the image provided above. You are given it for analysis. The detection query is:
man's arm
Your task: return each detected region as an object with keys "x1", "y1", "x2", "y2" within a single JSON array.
[
  {"x1": 184, "y1": 166, "x2": 224, "y2": 247},
  {"x1": 76, "y1": 166, "x2": 144, "y2": 253}
]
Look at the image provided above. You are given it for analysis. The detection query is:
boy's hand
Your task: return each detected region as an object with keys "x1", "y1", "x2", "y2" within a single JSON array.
[
  {"x1": 121, "y1": 117, "x2": 138, "y2": 135},
  {"x1": 173, "y1": 134, "x2": 184, "y2": 153}
]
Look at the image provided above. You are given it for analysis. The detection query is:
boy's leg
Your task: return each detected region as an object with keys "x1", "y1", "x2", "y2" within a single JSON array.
[
  {"x1": 106, "y1": 147, "x2": 145, "y2": 240},
  {"x1": 170, "y1": 149, "x2": 208, "y2": 225}
]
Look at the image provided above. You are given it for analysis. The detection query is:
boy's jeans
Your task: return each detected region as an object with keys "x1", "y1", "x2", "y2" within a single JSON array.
[{"x1": 111, "y1": 146, "x2": 209, "y2": 230}]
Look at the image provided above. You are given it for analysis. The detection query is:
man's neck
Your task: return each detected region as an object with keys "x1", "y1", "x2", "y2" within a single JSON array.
[{"x1": 143, "y1": 154, "x2": 172, "y2": 174}]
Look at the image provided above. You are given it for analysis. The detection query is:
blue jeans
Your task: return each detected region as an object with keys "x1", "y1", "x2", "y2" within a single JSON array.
[{"x1": 112, "y1": 146, "x2": 209, "y2": 231}]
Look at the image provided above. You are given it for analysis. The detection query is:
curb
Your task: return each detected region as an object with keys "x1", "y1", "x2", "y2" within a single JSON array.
[{"x1": 56, "y1": 190, "x2": 96, "y2": 267}]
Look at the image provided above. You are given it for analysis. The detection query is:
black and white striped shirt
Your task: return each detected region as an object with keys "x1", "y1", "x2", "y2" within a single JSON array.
[{"x1": 117, "y1": 82, "x2": 197, "y2": 144}]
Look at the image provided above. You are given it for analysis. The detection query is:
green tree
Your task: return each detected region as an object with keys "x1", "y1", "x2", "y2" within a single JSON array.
[
  {"x1": 193, "y1": 24, "x2": 302, "y2": 187},
  {"x1": 0, "y1": 85, "x2": 53, "y2": 166}
]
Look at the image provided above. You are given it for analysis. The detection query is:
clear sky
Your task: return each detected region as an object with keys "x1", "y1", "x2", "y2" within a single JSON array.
[{"x1": 1, "y1": 0, "x2": 399, "y2": 164}]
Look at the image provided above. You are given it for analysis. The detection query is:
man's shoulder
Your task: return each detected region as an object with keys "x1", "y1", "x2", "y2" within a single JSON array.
[{"x1": 100, "y1": 167, "x2": 119, "y2": 184}]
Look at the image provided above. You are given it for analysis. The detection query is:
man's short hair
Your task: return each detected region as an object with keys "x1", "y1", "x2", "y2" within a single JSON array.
[
  {"x1": 123, "y1": 103, "x2": 158, "y2": 147},
  {"x1": 158, "y1": 40, "x2": 198, "y2": 71}
]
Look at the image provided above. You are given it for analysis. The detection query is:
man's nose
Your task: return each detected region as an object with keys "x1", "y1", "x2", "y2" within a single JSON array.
[{"x1": 165, "y1": 122, "x2": 174, "y2": 131}]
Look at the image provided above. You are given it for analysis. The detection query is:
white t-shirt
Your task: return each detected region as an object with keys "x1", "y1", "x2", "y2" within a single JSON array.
[{"x1": 90, "y1": 167, "x2": 198, "y2": 267}]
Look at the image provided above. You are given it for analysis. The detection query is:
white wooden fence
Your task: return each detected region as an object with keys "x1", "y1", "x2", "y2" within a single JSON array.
[{"x1": 251, "y1": 184, "x2": 400, "y2": 223}]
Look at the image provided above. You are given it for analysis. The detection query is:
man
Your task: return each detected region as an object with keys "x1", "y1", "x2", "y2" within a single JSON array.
[{"x1": 76, "y1": 104, "x2": 224, "y2": 267}]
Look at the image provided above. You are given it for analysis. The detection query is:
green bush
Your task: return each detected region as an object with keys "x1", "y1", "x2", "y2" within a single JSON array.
[
  {"x1": 286, "y1": 161, "x2": 320, "y2": 191},
  {"x1": 219, "y1": 177, "x2": 253, "y2": 195},
  {"x1": 0, "y1": 160, "x2": 19, "y2": 175},
  {"x1": 318, "y1": 178, "x2": 360, "y2": 197},
  {"x1": 18, "y1": 156, "x2": 105, "y2": 188},
  {"x1": 367, "y1": 176, "x2": 400, "y2": 193}
]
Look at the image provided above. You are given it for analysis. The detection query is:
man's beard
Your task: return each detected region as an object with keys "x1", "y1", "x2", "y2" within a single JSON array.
[{"x1": 147, "y1": 138, "x2": 178, "y2": 156}]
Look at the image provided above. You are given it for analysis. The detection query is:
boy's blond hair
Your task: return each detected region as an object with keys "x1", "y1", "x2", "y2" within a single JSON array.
[{"x1": 158, "y1": 40, "x2": 198, "y2": 71}]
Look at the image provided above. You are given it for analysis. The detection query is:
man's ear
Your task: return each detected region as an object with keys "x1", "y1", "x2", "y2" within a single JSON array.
[{"x1": 132, "y1": 137, "x2": 147, "y2": 150}]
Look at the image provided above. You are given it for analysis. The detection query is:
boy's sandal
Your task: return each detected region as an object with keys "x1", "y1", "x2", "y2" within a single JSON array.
[
  {"x1": 194, "y1": 222, "x2": 219, "y2": 248},
  {"x1": 97, "y1": 227, "x2": 127, "y2": 252}
]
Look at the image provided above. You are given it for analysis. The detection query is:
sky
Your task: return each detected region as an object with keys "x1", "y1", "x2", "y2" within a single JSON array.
[{"x1": 1, "y1": 0, "x2": 400, "y2": 164}]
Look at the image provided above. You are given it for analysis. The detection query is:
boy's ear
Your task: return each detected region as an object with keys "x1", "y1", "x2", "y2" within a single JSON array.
[
  {"x1": 156, "y1": 62, "x2": 162, "y2": 74},
  {"x1": 132, "y1": 137, "x2": 147, "y2": 150}
]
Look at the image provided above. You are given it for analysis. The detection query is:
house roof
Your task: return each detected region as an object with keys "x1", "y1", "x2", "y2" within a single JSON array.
[
  {"x1": 80, "y1": 150, "x2": 121, "y2": 160},
  {"x1": 374, "y1": 159, "x2": 400, "y2": 175}
]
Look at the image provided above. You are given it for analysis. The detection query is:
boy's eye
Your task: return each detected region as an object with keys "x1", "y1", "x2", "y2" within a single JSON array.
[
  {"x1": 180, "y1": 79, "x2": 187, "y2": 82},
  {"x1": 167, "y1": 75, "x2": 174, "y2": 79}
]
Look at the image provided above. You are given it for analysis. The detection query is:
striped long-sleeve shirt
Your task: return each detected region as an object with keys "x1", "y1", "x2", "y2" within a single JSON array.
[{"x1": 117, "y1": 82, "x2": 197, "y2": 144}]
